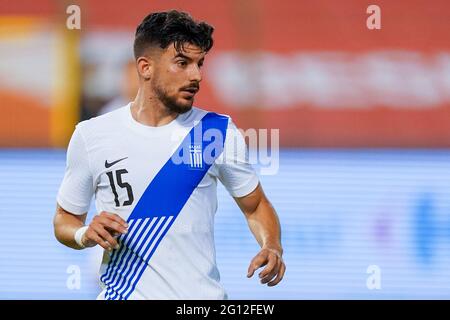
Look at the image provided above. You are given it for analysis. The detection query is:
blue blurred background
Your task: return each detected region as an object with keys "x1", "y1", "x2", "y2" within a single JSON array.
[{"x1": 1, "y1": 149, "x2": 450, "y2": 299}]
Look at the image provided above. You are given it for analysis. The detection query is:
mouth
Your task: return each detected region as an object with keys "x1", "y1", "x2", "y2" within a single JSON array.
[
  {"x1": 181, "y1": 87, "x2": 198, "y2": 94},
  {"x1": 180, "y1": 87, "x2": 199, "y2": 99}
]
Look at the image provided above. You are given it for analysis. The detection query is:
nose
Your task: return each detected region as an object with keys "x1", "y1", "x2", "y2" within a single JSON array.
[{"x1": 189, "y1": 64, "x2": 202, "y2": 83}]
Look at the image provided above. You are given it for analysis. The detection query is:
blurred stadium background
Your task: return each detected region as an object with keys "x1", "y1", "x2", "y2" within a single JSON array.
[{"x1": 1, "y1": 0, "x2": 450, "y2": 299}]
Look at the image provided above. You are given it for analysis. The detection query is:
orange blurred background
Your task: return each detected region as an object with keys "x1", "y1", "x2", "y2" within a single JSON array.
[{"x1": 0, "y1": 0, "x2": 449, "y2": 147}]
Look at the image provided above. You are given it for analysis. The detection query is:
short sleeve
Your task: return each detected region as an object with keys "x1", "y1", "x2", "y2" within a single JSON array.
[
  {"x1": 57, "y1": 125, "x2": 94, "y2": 215},
  {"x1": 215, "y1": 119, "x2": 259, "y2": 198}
]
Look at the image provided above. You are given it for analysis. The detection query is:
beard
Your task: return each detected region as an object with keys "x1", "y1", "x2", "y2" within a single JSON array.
[{"x1": 153, "y1": 81, "x2": 193, "y2": 115}]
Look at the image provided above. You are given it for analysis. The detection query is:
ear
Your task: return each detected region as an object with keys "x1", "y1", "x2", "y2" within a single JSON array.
[{"x1": 136, "y1": 56, "x2": 153, "y2": 80}]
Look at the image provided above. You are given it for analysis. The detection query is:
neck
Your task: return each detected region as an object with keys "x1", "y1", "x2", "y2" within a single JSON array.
[{"x1": 130, "y1": 87, "x2": 178, "y2": 127}]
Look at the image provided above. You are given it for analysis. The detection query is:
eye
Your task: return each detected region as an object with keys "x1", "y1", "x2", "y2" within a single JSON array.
[{"x1": 177, "y1": 60, "x2": 188, "y2": 67}]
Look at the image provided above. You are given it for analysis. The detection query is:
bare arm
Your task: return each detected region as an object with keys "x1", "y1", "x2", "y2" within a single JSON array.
[
  {"x1": 53, "y1": 205, "x2": 87, "y2": 250},
  {"x1": 53, "y1": 204, "x2": 128, "y2": 251},
  {"x1": 234, "y1": 183, "x2": 286, "y2": 286}
]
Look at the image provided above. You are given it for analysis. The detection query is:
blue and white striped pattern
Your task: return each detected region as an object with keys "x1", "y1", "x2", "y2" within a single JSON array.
[{"x1": 100, "y1": 216, "x2": 175, "y2": 300}]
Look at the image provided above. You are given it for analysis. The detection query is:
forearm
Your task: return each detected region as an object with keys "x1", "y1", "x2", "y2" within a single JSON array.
[
  {"x1": 239, "y1": 186, "x2": 286, "y2": 286},
  {"x1": 246, "y1": 198, "x2": 283, "y2": 254},
  {"x1": 53, "y1": 206, "x2": 86, "y2": 250}
]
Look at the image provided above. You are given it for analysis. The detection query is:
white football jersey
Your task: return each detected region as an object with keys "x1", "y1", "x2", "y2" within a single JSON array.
[{"x1": 57, "y1": 103, "x2": 259, "y2": 300}]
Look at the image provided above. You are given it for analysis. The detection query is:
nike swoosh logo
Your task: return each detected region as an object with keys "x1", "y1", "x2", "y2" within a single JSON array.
[{"x1": 105, "y1": 157, "x2": 128, "y2": 168}]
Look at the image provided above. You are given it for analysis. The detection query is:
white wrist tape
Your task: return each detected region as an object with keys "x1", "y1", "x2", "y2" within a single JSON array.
[{"x1": 74, "y1": 226, "x2": 89, "y2": 249}]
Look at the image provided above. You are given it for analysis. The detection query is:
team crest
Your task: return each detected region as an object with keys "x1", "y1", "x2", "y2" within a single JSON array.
[{"x1": 189, "y1": 144, "x2": 203, "y2": 169}]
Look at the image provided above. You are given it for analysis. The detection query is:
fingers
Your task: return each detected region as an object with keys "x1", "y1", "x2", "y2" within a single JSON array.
[
  {"x1": 259, "y1": 256, "x2": 280, "y2": 284},
  {"x1": 92, "y1": 224, "x2": 119, "y2": 250},
  {"x1": 267, "y1": 262, "x2": 286, "y2": 287},
  {"x1": 247, "y1": 253, "x2": 268, "y2": 278},
  {"x1": 85, "y1": 231, "x2": 113, "y2": 251},
  {"x1": 84, "y1": 224, "x2": 117, "y2": 251},
  {"x1": 100, "y1": 211, "x2": 128, "y2": 228},
  {"x1": 104, "y1": 221, "x2": 128, "y2": 236},
  {"x1": 98, "y1": 212, "x2": 128, "y2": 234},
  {"x1": 247, "y1": 248, "x2": 286, "y2": 286},
  {"x1": 259, "y1": 258, "x2": 281, "y2": 284},
  {"x1": 83, "y1": 212, "x2": 128, "y2": 251}
]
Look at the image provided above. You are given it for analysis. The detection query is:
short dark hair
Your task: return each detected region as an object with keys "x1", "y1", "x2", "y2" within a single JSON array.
[{"x1": 133, "y1": 10, "x2": 214, "y2": 59}]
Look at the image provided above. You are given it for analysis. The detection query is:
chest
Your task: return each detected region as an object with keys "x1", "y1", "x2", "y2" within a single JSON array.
[{"x1": 88, "y1": 131, "x2": 218, "y2": 219}]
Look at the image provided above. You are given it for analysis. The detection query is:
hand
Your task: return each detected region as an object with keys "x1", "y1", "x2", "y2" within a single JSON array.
[
  {"x1": 247, "y1": 247, "x2": 286, "y2": 287},
  {"x1": 81, "y1": 211, "x2": 128, "y2": 251}
]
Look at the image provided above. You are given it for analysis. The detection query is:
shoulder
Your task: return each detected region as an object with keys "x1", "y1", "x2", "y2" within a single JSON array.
[
  {"x1": 76, "y1": 104, "x2": 129, "y2": 136},
  {"x1": 187, "y1": 106, "x2": 232, "y2": 124}
]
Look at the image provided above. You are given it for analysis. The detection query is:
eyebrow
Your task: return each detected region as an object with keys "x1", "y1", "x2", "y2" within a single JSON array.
[
  {"x1": 174, "y1": 53, "x2": 192, "y2": 61},
  {"x1": 174, "y1": 53, "x2": 204, "y2": 64}
]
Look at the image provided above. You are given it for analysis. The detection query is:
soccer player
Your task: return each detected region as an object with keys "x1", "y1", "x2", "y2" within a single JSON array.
[{"x1": 53, "y1": 10, "x2": 285, "y2": 300}]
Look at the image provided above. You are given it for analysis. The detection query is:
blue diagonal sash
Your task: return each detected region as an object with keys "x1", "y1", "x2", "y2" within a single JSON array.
[{"x1": 100, "y1": 112, "x2": 228, "y2": 300}]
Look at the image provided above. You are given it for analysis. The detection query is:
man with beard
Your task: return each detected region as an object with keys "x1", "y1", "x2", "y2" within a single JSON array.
[{"x1": 53, "y1": 10, "x2": 285, "y2": 300}]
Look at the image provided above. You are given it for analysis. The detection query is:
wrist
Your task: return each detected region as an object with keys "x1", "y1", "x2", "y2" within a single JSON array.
[
  {"x1": 262, "y1": 244, "x2": 283, "y2": 257},
  {"x1": 74, "y1": 226, "x2": 89, "y2": 249}
]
